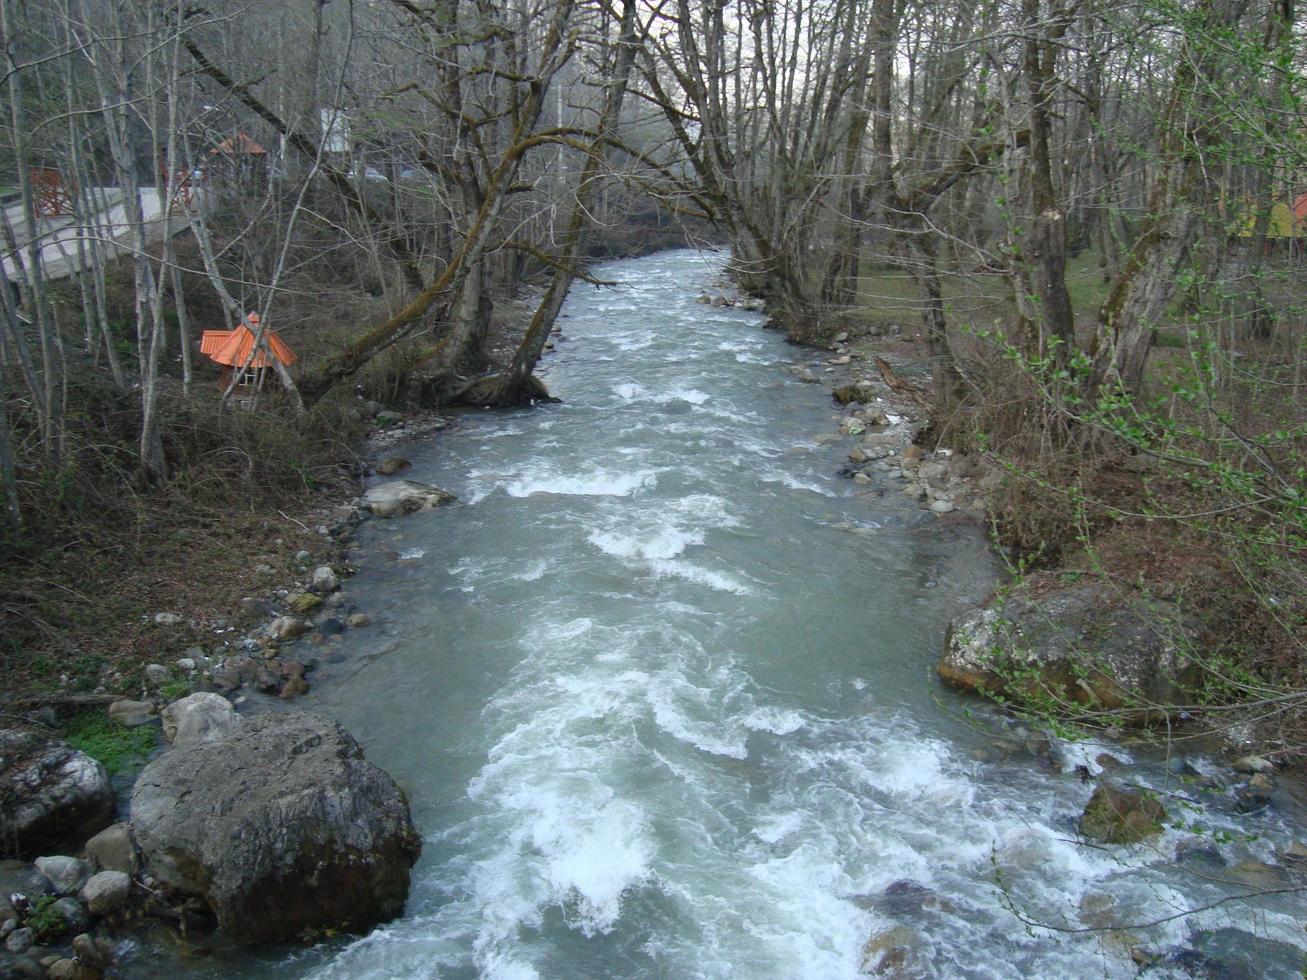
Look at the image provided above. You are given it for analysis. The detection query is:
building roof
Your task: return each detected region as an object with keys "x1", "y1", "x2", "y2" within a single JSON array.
[
  {"x1": 209, "y1": 132, "x2": 268, "y2": 156},
  {"x1": 200, "y1": 320, "x2": 296, "y2": 368}
]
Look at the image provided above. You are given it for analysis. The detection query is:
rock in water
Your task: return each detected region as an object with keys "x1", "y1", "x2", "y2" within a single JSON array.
[
  {"x1": 363, "y1": 480, "x2": 455, "y2": 519},
  {"x1": 130, "y1": 712, "x2": 421, "y2": 943},
  {"x1": 0, "y1": 731, "x2": 113, "y2": 858},
  {"x1": 1079, "y1": 784, "x2": 1167, "y2": 844},
  {"x1": 374, "y1": 456, "x2": 410, "y2": 476},
  {"x1": 161, "y1": 694, "x2": 241, "y2": 748}
]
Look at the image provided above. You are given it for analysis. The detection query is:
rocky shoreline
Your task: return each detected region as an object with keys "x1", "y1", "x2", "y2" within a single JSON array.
[
  {"x1": 702, "y1": 275, "x2": 1307, "y2": 973},
  {"x1": 0, "y1": 401, "x2": 469, "y2": 977}
]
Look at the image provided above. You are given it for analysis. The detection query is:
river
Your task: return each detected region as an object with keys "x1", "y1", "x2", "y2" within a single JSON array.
[{"x1": 140, "y1": 250, "x2": 1307, "y2": 978}]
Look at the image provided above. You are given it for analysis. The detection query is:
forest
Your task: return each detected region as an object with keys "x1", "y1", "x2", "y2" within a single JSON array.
[{"x1": 2, "y1": 0, "x2": 1305, "y2": 748}]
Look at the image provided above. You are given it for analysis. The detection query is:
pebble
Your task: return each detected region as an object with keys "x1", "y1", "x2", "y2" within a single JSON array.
[
  {"x1": 930, "y1": 500, "x2": 956, "y2": 514},
  {"x1": 346, "y1": 613, "x2": 371, "y2": 628},
  {"x1": 153, "y1": 612, "x2": 183, "y2": 626}
]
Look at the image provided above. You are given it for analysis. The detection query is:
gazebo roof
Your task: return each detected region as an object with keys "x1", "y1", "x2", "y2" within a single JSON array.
[
  {"x1": 208, "y1": 131, "x2": 268, "y2": 156},
  {"x1": 200, "y1": 322, "x2": 296, "y2": 368}
]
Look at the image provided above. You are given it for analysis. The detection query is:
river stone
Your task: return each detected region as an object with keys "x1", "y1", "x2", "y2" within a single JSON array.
[
  {"x1": 84, "y1": 824, "x2": 138, "y2": 875},
  {"x1": 268, "y1": 616, "x2": 308, "y2": 641},
  {"x1": 106, "y1": 701, "x2": 155, "y2": 728},
  {"x1": 51, "y1": 898, "x2": 88, "y2": 935},
  {"x1": 0, "y1": 732, "x2": 113, "y2": 858},
  {"x1": 861, "y1": 925, "x2": 917, "y2": 976},
  {"x1": 4, "y1": 928, "x2": 32, "y2": 954},
  {"x1": 70, "y1": 934, "x2": 108, "y2": 972},
  {"x1": 130, "y1": 711, "x2": 422, "y2": 944},
  {"x1": 33, "y1": 857, "x2": 91, "y2": 897},
  {"x1": 79, "y1": 871, "x2": 130, "y2": 916},
  {"x1": 0, "y1": 955, "x2": 44, "y2": 980},
  {"x1": 938, "y1": 574, "x2": 1197, "y2": 717},
  {"x1": 143, "y1": 664, "x2": 170, "y2": 686},
  {"x1": 363, "y1": 480, "x2": 455, "y2": 519},
  {"x1": 161, "y1": 694, "x2": 240, "y2": 748},
  {"x1": 346, "y1": 613, "x2": 371, "y2": 628},
  {"x1": 1232, "y1": 755, "x2": 1274, "y2": 774},
  {"x1": 1079, "y1": 784, "x2": 1167, "y2": 844},
  {"x1": 310, "y1": 566, "x2": 340, "y2": 594},
  {"x1": 45, "y1": 958, "x2": 99, "y2": 980}
]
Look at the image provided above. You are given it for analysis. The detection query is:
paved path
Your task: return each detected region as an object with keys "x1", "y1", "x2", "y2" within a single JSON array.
[{"x1": 2, "y1": 186, "x2": 204, "y2": 283}]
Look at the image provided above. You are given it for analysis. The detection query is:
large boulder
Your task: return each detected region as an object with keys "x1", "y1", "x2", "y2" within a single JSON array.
[
  {"x1": 0, "y1": 731, "x2": 113, "y2": 858},
  {"x1": 130, "y1": 712, "x2": 421, "y2": 943},
  {"x1": 363, "y1": 480, "x2": 454, "y2": 519},
  {"x1": 938, "y1": 575, "x2": 1197, "y2": 718}
]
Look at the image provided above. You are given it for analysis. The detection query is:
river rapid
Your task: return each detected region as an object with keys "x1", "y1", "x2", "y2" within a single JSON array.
[{"x1": 154, "y1": 250, "x2": 1307, "y2": 978}]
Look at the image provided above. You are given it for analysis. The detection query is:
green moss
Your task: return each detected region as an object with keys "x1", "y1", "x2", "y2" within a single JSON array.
[
  {"x1": 61, "y1": 708, "x2": 157, "y2": 776},
  {"x1": 26, "y1": 895, "x2": 68, "y2": 942},
  {"x1": 286, "y1": 592, "x2": 323, "y2": 615}
]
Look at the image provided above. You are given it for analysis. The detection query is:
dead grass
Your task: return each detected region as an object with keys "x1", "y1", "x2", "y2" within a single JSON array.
[{"x1": 0, "y1": 365, "x2": 367, "y2": 699}]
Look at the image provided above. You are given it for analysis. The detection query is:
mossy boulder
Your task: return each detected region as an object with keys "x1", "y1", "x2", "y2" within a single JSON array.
[
  {"x1": 285, "y1": 592, "x2": 322, "y2": 615},
  {"x1": 1079, "y1": 784, "x2": 1167, "y2": 844},
  {"x1": 938, "y1": 574, "x2": 1198, "y2": 721},
  {"x1": 832, "y1": 384, "x2": 872, "y2": 405}
]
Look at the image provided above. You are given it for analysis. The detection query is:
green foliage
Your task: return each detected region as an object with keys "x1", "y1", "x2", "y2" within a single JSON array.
[
  {"x1": 24, "y1": 895, "x2": 68, "y2": 943},
  {"x1": 158, "y1": 679, "x2": 190, "y2": 702},
  {"x1": 61, "y1": 708, "x2": 157, "y2": 776}
]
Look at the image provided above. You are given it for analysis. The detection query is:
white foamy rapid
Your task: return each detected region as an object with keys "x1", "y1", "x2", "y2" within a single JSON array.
[{"x1": 174, "y1": 250, "x2": 1307, "y2": 980}]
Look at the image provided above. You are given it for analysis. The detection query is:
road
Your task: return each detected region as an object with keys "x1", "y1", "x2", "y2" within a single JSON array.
[{"x1": 2, "y1": 185, "x2": 204, "y2": 284}]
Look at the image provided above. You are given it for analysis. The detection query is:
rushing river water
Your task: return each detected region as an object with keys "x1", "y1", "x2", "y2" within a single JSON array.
[{"x1": 139, "y1": 250, "x2": 1307, "y2": 979}]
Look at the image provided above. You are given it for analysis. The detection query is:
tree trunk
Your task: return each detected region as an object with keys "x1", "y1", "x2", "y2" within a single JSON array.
[{"x1": 1087, "y1": 0, "x2": 1251, "y2": 397}]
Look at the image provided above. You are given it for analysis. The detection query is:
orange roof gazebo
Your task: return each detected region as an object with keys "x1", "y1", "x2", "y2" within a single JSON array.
[
  {"x1": 208, "y1": 132, "x2": 268, "y2": 157},
  {"x1": 200, "y1": 313, "x2": 296, "y2": 370}
]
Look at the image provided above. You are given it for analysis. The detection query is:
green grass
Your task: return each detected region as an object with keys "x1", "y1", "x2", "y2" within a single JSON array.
[
  {"x1": 159, "y1": 679, "x2": 191, "y2": 702},
  {"x1": 842, "y1": 248, "x2": 1116, "y2": 337},
  {"x1": 61, "y1": 708, "x2": 158, "y2": 776}
]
